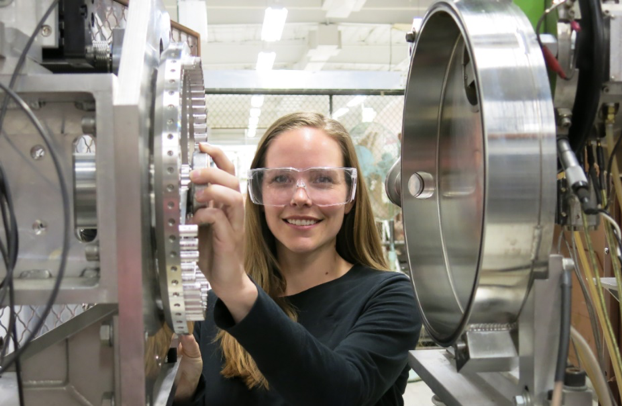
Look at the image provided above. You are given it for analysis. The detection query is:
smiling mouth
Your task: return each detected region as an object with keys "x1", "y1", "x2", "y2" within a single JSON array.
[{"x1": 285, "y1": 219, "x2": 320, "y2": 226}]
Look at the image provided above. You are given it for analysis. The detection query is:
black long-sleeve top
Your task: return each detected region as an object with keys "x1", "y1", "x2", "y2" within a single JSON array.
[{"x1": 179, "y1": 264, "x2": 422, "y2": 406}]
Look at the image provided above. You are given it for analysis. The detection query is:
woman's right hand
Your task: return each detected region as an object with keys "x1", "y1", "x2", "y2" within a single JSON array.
[
  {"x1": 191, "y1": 143, "x2": 258, "y2": 323},
  {"x1": 174, "y1": 334, "x2": 203, "y2": 401}
]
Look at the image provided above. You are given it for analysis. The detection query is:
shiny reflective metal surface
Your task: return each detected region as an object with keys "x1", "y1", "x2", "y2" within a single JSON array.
[
  {"x1": 153, "y1": 42, "x2": 209, "y2": 334},
  {"x1": 74, "y1": 153, "x2": 97, "y2": 229},
  {"x1": 401, "y1": 0, "x2": 556, "y2": 346}
]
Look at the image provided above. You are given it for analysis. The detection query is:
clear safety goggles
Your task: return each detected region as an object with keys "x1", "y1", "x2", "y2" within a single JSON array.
[{"x1": 247, "y1": 167, "x2": 357, "y2": 207}]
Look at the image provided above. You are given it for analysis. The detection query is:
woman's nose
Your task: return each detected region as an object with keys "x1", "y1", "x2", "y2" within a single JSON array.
[{"x1": 291, "y1": 184, "x2": 312, "y2": 206}]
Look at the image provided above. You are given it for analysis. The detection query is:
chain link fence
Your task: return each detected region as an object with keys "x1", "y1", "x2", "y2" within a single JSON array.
[
  {"x1": 207, "y1": 93, "x2": 408, "y2": 269},
  {"x1": 89, "y1": 0, "x2": 200, "y2": 56}
]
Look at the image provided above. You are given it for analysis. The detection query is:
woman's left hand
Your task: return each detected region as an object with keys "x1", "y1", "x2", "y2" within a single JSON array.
[{"x1": 191, "y1": 143, "x2": 257, "y2": 322}]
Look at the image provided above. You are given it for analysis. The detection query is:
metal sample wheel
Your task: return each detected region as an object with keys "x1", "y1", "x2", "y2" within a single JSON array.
[
  {"x1": 401, "y1": 0, "x2": 557, "y2": 347},
  {"x1": 153, "y1": 42, "x2": 210, "y2": 334}
]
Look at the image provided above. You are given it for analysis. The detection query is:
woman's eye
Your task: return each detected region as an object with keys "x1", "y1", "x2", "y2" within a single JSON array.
[
  {"x1": 311, "y1": 174, "x2": 335, "y2": 184},
  {"x1": 271, "y1": 175, "x2": 292, "y2": 184}
]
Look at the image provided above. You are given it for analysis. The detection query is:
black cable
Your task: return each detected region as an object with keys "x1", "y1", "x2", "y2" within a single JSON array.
[
  {"x1": 0, "y1": 165, "x2": 19, "y2": 307},
  {"x1": 0, "y1": 0, "x2": 59, "y2": 145},
  {"x1": 587, "y1": 146, "x2": 602, "y2": 206},
  {"x1": 569, "y1": 0, "x2": 606, "y2": 153},
  {"x1": 0, "y1": 83, "x2": 70, "y2": 374},
  {"x1": 8, "y1": 277, "x2": 24, "y2": 406},
  {"x1": 605, "y1": 133, "x2": 622, "y2": 210},
  {"x1": 597, "y1": 142, "x2": 606, "y2": 192},
  {"x1": 555, "y1": 269, "x2": 572, "y2": 384}
]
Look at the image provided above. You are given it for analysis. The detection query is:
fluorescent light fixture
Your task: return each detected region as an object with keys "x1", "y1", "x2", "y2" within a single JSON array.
[
  {"x1": 251, "y1": 95, "x2": 265, "y2": 107},
  {"x1": 362, "y1": 107, "x2": 376, "y2": 123},
  {"x1": 261, "y1": 7, "x2": 288, "y2": 42},
  {"x1": 250, "y1": 108, "x2": 261, "y2": 118},
  {"x1": 346, "y1": 95, "x2": 366, "y2": 107},
  {"x1": 178, "y1": 1, "x2": 208, "y2": 43},
  {"x1": 249, "y1": 116, "x2": 259, "y2": 128},
  {"x1": 332, "y1": 107, "x2": 349, "y2": 119},
  {"x1": 247, "y1": 127, "x2": 257, "y2": 138},
  {"x1": 256, "y1": 52, "x2": 276, "y2": 71}
]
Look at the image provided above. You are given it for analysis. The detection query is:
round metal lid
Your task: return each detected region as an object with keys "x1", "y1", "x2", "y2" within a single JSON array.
[{"x1": 401, "y1": 0, "x2": 557, "y2": 347}]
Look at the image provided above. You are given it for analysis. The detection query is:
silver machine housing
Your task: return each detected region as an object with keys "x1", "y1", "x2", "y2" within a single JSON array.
[{"x1": 0, "y1": 1, "x2": 210, "y2": 404}]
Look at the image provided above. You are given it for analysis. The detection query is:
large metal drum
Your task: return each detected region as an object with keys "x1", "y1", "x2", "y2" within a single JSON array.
[{"x1": 401, "y1": 0, "x2": 557, "y2": 347}]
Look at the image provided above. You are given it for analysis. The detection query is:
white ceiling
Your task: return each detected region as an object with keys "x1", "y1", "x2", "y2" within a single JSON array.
[{"x1": 163, "y1": 0, "x2": 436, "y2": 72}]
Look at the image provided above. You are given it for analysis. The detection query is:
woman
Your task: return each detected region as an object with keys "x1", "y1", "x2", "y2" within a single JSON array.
[{"x1": 174, "y1": 112, "x2": 421, "y2": 405}]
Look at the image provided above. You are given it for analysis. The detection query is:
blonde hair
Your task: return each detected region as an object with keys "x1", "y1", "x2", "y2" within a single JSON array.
[{"x1": 217, "y1": 112, "x2": 388, "y2": 389}]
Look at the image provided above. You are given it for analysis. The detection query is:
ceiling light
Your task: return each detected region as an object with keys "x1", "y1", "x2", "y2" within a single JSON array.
[
  {"x1": 249, "y1": 116, "x2": 259, "y2": 128},
  {"x1": 247, "y1": 127, "x2": 257, "y2": 138},
  {"x1": 346, "y1": 95, "x2": 366, "y2": 107},
  {"x1": 261, "y1": 7, "x2": 288, "y2": 42},
  {"x1": 250, "y1": 108, "x2": 261, "y2": 118},
  {"x1": 251, "y1": 95, "x2": 265, "y2": 107},
  {"x1": 256, "y1": 52, "x2": 276, "y2": 71},
  {"x1": 332, "y1": 107, "x2": 349, "y2": 119}
]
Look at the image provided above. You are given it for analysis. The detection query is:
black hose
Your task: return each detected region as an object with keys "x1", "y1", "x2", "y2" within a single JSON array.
[
  {"x1": 555, "y1": 269, "x2": 573, "y2": 383},
  {"x1": 569, "y1": 0, "x2": 606, "y2": 153}
]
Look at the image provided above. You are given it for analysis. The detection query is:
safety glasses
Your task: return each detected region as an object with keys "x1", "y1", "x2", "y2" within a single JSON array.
[{"x1": 247, "y1": 167, "x2": 357, "y2": 207}]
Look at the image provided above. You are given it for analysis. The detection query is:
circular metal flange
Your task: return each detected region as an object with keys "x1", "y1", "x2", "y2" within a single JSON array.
[
  {"x1": 401, "y1": 0, "x2": 556, "y2": 347},
  {"x1": 153, "y1": 42, "x2": 210, "y2": 335}
]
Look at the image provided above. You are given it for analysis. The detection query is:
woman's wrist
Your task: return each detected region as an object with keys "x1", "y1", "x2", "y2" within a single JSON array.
[{"x1": 213, "y1": 275, "x2": 258, "y2": 324}]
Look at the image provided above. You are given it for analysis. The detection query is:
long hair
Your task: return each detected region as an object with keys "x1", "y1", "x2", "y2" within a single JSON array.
[{"x1": 217, "y1": 112, "x2": 388, "y2": 389}]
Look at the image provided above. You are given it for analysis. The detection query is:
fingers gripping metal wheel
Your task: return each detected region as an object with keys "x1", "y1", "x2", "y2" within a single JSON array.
[{"x1": 153, "y1": 42, "x2": 210, "y2": 334}]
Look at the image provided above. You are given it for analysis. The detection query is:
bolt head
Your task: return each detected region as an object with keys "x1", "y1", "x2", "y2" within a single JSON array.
[{"x1": 40, "y1": 25, "x2": 51, "y2": 37}]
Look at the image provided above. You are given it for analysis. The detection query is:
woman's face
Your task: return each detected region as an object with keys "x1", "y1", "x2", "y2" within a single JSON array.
[{"x1": 262, "y1": 127, "x2": 353, "y2": 256}]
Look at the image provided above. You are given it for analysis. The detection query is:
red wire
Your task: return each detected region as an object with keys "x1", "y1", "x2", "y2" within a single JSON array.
[{"x1": 541, "y1": 45, "x2": 568, "y2": 79}]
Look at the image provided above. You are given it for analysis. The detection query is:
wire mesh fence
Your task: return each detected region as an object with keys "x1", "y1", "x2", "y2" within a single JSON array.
[
  {"x1": 207, "y1": 93, "x2": 407, "y2": 271},
  {"x1": 0, "y1": 305, "x2": 93, "y2": 354},
  {"x1": 89, "y1": 0, "x2": 200, "y2": 56}
]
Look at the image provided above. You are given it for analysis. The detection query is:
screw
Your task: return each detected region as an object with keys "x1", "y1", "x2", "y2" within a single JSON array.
[
  {"x1": 30, "y1": 145, "x2": 45, "y2": 160},
  {"x1": 560, "y1": 116, "x2": 572, "y2": 128},
  {"x1": 604, "y1": 86, "x2": 610, "y2": 93},
  {"x1": 40, "y1": 25, "x2": 52, "y2": 37},
  {"x1": 32, "y1": 219, "x2": 47, "y2": 235},
  {"x1": 81, "y1": 268, "x2": 99, "y2": 278}
]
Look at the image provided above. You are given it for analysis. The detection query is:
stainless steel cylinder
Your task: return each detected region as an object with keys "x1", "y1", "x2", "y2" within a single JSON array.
[
  {"x1": 74, "y1": 153, "x2": 97, "y2": 228},
  {"x1": 401, "y1": 0, "x2": 556, "y2": 346}
]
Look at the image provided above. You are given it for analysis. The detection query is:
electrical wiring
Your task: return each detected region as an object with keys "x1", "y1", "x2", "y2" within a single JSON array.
[
  {"x1": 8, "y1": 277, "x2": 24, "y2": 406},
  {"x1": 566, "y1": 232, "x2": 605, "y2": 368},
  {"x1": 605, "y1": 112, "x2": 622, "y2": 211},
  {"x1": 535, "y1": 0, "x2": 570, "y2": 80},
  {"x1": 573, "y1": 220, "x2": 622, "y2": 397},
  {"x1": 0, "y1": 5, "x2": 63, "y2": 395},
  {"x1": 0, "y1": 0, "x2": 59, "y2": 144},
  {"x1": 551, "y1": 268, "x2": 572, "y2": 406},
  {"x1": 571, "y1": 326, "x2": 613, "y2": 406},
  {"x1": 601, "y1": 214, "x2": 622, "y2": 346},
  {"x1": 0, "y1": 83, "x2": 70, "y2": 375}
]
